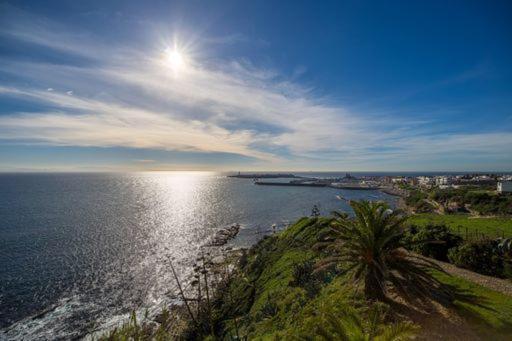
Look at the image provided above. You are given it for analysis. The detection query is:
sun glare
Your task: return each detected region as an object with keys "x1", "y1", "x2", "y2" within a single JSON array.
[{"x1": 165, "y1": 48, "x2": 185, "y2": 70}]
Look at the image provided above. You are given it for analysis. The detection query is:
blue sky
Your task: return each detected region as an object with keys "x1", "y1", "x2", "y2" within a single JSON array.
[{"x1": 0, "y1": 0, "x2": 511, "y2": 171}]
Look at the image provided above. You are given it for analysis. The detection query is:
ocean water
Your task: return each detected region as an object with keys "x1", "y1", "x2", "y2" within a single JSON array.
[{"x1": 0, "y1": 172, "x2": 396, "y2": 340}]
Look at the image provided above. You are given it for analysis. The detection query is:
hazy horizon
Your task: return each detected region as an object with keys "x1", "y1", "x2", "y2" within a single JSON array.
[{"x1": 1, "y1": 168, "x2": 510, "y2": 174}]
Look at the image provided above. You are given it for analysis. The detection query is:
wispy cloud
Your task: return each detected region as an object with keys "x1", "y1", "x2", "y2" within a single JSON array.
[
  {"x1": 0, "y1": 85, "x2": 274, "y2": 160},
  {"x1": 133, "y1": 159, "x2": 156, "y2": 163},
  {"x1": 0, "y1": 5, "x2": 511, "y2": 170}
]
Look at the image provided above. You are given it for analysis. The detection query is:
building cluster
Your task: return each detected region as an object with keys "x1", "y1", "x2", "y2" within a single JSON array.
[
  {"x1": 380, "y1": 174, "x2": 512, "y2": 193},
  {"x1": 306, "y1": 173, "x2": 512, "y2": 194}
]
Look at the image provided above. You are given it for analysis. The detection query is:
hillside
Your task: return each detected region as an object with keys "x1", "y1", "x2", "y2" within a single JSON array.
[
  {"x1": 200, "y1": 217, "x2": 512, "y2": 340},
  {"x1": 103, "y1": 216, "x2": 512, "y2": 340}
]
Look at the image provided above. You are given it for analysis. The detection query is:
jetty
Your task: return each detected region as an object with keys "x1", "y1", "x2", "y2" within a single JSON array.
[
  {"x1": 230, "y1": 172, "x2": 387, "y2": 192},
  {"x1": 255, "y1": 181, "x2": 326, "y2": 187},
  {"x1": 228, "y1": 173, "x2": 297, "y2": 179}
]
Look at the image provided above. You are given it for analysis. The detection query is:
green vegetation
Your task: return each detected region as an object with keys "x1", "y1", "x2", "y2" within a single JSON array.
[
  {"x1": 433, "y1": 271, "x2": 512, "y2": 339},
  {"x1": 429, "y1": 188, "x2": 512, "y2": 216},
  {"x1": 448, "y1": 239, "x2": 512, "y2": 279},
  {"x1": 407, "y1": 213, "x2": 512, "y2": 238},
  {"x1": 403, "y1": 223, "x2": 462, "y2": 261},
  {"x1": 397, "y1": 182, "x2": 415, "y2": 191},
  {"x1": 207, "y1": 215, "x2": 420, "y2": 339},
  {"x1": 303, "y1": 303, "x2": 418, "y2": 340},
  {"x1": 404, "y1": 185, "x2": 512, "y2": 216},
  {"x1": 404, "y1": 218, "x2": 512, "y2": 278},
  {"x1": 404, "y1": 189, "x2": 431, "y2": 212},
  {"x1": 102, "y1": 204, "x2": 512, "y2": 340},
  {"x1": 405, "y1": 186, "x2": 512, "y2": 216},
  {"x1": 316, "y1": 201, "x2": 441, "y2": 301}
]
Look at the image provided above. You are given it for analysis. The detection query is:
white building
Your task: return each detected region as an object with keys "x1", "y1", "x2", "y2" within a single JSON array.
[
  {"x1": 475, "y1": 175, "x2": 491, "y2": 181},
  {"x1": 417, "y1": 176, "x2": 433, "y2": 187},
  {"x1": 435, "y1": 176, "x2": 450, "y2": 186},
  {"x1": 497, "y1": 181, "x2": 512, "y2": 193}
]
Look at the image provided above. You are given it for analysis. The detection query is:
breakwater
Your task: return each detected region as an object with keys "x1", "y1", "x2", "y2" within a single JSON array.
[
  {"x1": 228, "y1": 173, "x2": 297, "y2": 179},
  {"x1": 255, "y1": 181, "x2": 327, "y2": 187}
]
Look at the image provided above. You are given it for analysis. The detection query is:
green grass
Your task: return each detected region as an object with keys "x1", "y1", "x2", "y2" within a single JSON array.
[
  {"x1": 408, "y1": 213, "x2": 512, "y2": 238},
  {"x1": 103, "y1": 215, "x2": 512, "y2": 340},
  {"x1": 434, "y1": 271, "x2": 512, "y2": 340},
  {"x1": 213, "y1": 217, "x2": 366, "y2": 339},
  {"x1": 216, "y1": 217, "x2": 512, "y2": 340}
]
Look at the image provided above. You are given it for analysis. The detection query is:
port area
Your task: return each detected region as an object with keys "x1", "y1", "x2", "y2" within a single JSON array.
[
  {"x1": 230, "y1": 172, "x2": 382, "y2": 190},
  {"x1": 255, "y1": 181, "x2": 327, "y2": 187},
  {"x1": 228, "y1": 173, "x2": 298, "y2": 179},
  {"x1": 254, "y1": 181, "x2": 379, "y2": 190}
]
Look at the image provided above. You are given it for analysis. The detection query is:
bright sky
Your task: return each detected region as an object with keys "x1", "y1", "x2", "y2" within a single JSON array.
[{"x1": 0, "y1": 0, "x2": 511, "y2": 172}]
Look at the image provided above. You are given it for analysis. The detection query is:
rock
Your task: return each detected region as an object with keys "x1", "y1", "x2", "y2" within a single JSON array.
[{"x1": 208, "y1": 224, "x2": 240, "y2": 246}]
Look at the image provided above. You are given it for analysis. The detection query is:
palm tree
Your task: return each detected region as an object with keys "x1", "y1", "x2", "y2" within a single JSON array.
[
  {"x1": 302, "y1": 304, "x2": 417, "y2": 341},
  {"x1": 316, "y1": 200, "x2": 443, "y2": 301}
]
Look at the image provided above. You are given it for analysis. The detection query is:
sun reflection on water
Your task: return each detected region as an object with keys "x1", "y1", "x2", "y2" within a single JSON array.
[{"x1": 138, "y1": 171, "x2": 219, "y2": 293}]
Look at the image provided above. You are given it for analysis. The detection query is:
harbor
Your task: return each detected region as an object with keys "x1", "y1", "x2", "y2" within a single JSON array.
[
  {"x1": 235, "y1": 172, "x2": 383, "y2": 191},
  {"x1": 228, "y1": 172, "x2": 298, "y2": 179},
  {"x1": 255, "y1": 181, "x2": 327, "y2": 187}
]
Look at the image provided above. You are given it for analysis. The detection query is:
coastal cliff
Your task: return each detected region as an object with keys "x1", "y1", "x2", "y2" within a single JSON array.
[{"x1": 102, "y1": 216, "x2": 512, "y2": 340}]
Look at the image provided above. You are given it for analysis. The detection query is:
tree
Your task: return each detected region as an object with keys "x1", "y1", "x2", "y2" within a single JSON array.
[{"x1": 316, "y1": 200, "x2": 443, "y2": 301}]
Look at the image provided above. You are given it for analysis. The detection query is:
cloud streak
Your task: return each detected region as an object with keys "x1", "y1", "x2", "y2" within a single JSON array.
[{"x1": 0, "y1": 6, "x2": 511, "y2": 170}]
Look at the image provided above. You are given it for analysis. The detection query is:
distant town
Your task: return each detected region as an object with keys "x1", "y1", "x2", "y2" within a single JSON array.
[
  {"x1": 381, "y1": 173, "x2": 512, "y2": 192},
  {"x1": 229, "y1": 172, "x2": 512, "y2": 194}
]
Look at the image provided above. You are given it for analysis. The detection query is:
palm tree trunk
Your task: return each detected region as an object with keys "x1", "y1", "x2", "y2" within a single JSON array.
[{"x1": 364, "y1": 272, "x2": 385, "y2": 301}]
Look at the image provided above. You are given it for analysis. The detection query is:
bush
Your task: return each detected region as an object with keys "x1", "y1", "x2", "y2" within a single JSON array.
[
  {"x1": 428, "y1": 187, "x2": 512, "y2": 216},
  {"x1": 405, "y1": 190, "x2": 427, "y2": 208},
  {"x1": 448, "y1": 239, "x2": 504, "y2": 277},
  {"x1": 289, "y1": 260, "x2": 322, "y2": 297},
  {"x1": 404, "y1": 224, "x2": 462, "y2": 261},
  {"x1": 259, "y1": 297, "x2": 279, "y2": 318}
]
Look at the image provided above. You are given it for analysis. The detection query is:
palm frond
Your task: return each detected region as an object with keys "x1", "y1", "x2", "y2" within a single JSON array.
[
  {"x1": 316, "y1": 200, "x2": 443, "y2": 301},
  {"x1": 376, "y1": 321, "x2": 419, "y2": 341}
]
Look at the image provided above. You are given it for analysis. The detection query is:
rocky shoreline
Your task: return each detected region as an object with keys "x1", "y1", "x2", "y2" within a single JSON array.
[{"x1": 207, "y1": 224, "x2": 241, "y2": 246}]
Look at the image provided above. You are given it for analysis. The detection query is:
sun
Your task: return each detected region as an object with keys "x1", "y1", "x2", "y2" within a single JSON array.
[{"x1": 165, "y1": 48, "x2": 185, "y2": 70}]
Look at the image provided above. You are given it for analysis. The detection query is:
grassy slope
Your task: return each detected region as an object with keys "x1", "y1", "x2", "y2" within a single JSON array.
[
  {"x1": 408, "y1": 213, "x2": 512, "y2": 238},
  {"x1": 433, "y1": 271, "x2": 512, "y2": 339},
  {"x1": 215, "y1": 217, "x2": 327, "y2": 338},
  {"x1": 215, "y1": 217, "x2": 512, "y2": 340},
  {"x1": 214, "y1": 216, "x2": 365, "y2": 339},
  {"x1": 102, "y1": 216, "x2": 512, "y2": 340}
]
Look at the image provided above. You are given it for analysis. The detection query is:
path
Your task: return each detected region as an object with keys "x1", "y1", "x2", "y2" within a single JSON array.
[{"x1": 430, "y1": 257, "x2": 512, "y2": 296}]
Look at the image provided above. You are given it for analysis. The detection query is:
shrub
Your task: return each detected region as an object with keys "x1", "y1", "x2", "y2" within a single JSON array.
[
  {"x1": 259, "y1": 297, "x2": 278, "y2": 318},
  {"x1": 405, "y1": 190, "x2": 428, "y2": 209},
  {"x1": 289, "y1": 260, "x2": 323, "y2": 297},
  {"x1": 448, "y1": 239, "x2": 504, "y2": 277},
  {"x1": 415, "y1": 200, "x2": 436, "y2": 213},
  {"x1": 405, "y1": 223, "x2": 462, "y2": 261},
  {"x1": 290, "y1": 260, "x2": 314, "y2": 286}
]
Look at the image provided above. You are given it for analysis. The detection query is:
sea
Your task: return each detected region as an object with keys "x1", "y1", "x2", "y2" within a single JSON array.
[{"x1": 0, "y1": 171, "x2": 400, "y2": 340}]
